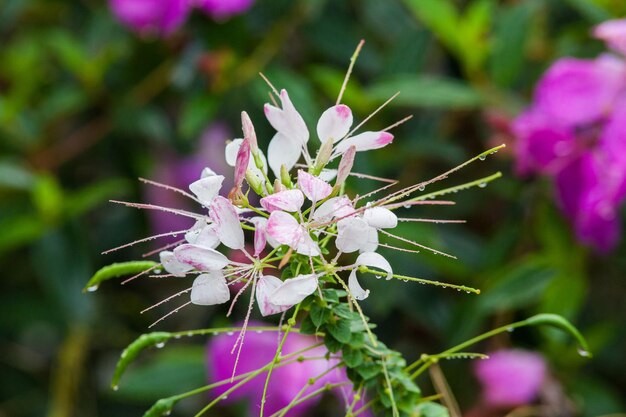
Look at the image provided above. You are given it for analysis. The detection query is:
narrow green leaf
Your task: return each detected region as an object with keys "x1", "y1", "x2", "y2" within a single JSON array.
[
  {"x1": 83, "y1": 261, "x2": 158, "y2": 293},
  {"x1": 402, "y1": 0, "x2": 459, "y2": 51},
  {"x1": 111, "y1": 332, "x2": 172, "y2": 389}
]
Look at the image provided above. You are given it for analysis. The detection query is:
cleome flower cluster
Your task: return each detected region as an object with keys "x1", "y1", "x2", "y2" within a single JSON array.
[{"x1": 154, "y1": 88, "x2": 402, "y2": 320}]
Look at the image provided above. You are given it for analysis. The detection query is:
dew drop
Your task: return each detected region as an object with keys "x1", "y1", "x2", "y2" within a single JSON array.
[
  {"x1": 154, "y1": 268, "x2": 163, "y2": 274},
  {"x1": 186, "y1": 332, "x2": 194, "y2": 337},
  {"x1": 164, "y1": 411, "x2": 172, "y2": 416},
  {"x1": 222, "y1": 395, "x2": 229, "y2": 400},
  {"x1": 155, "y1": 342, "x2": 166, "y2": 349},
  {"x1": 121, "y1": 350, "x2": 128, "y2": 358},
  {"x1": 256, "y1": 330, "x2": 263, "y2": 334},
  {"x1": 375, "y1": 275, "x2": 382, "y2": 280},
  {"x1": 402, "y1": 279, "x2": 408, "y2": 283},
  {"x1": 478, "y1": 182, "x2": 487, "y2": 188},
  {"x1": 87, "y1": 285, "x2": 99, "y2": 292},
  {"x1": 227, "y1": 331, "x2": 234, "y2": 336},
  {"x1": 403, "y1": 204, "x2": 411, "y2": 209},
  {"x1": 479, "y1": 155, "x2": 486, "y2": 161},
  {"x1": 174, "y1": 335, "x2": 181, "y2": 339},
  {"x1": 112, "y1": 385, "x2": 119, "y2": 391},
  {"x1": 506, "y1": 327, "x2": 514, "y2": 333},
  {"x1": 577, "y1": 348, "x2": 591, "y2": 358},
  {"x1": 418, "y1": 185, "x2": 425, "y2": 192}
]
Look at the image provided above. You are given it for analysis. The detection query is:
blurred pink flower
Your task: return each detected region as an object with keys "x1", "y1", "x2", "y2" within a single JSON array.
[
  {"x1": 594, "y1": 18, "x2": 626, "y2": 56},
  {"x1": 513, "y1": 53, "x2": 626, "y2": 251},
  {"x1": 145, "y1": 124, "x2": 232, "y2": 237},
  {"x1": 207, "y1": 321, "x2": 369, "y2": 416},
  {"x1": 109, "y1": 0, "x2": 191, "y2": 36},
  {"x1": 196, "y1": 0, "x2": 255, "y2": 21},
  {"x1": 474, "y1": 349, "x2": 547, "y2": 407}
]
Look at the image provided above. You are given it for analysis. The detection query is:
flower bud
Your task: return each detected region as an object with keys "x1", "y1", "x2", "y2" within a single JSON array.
[
  {"x1": 280, "y1": 164, "x2": 293, "y2": 188},
  {"x1": 234, "y1": 138, "x2": 251, "y2": 188},
  {"x1": 335, "y1": 145, "x2": 356, "y2": 188},
  {"x1": 313, "y1": 137, "x2": 334, "y2": 174},
  {"x1": 246, "y1": 170, "x2": 265, "y2": 196},
  {"x1": 241, "y1": 111, "x2": 259, "y2": 155}
]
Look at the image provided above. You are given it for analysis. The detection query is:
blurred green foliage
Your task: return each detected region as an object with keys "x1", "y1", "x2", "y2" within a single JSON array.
[{"x1": 1, "y1": 0, "x2": 626, "y2": 416}]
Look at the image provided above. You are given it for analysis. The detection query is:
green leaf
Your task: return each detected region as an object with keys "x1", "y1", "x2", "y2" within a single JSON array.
[
  {"x1": 416, "y1": 402, "x2": 450, "y2": 417},
  {"x1": 324, "y1": 334, "x2": 343, "y2": 353},
  {"x1": 562, "y1": 0, "x2": 611, "y2": 23},
  {"x1": 367, "y1": 75, "x2": 482, "y2": 109},
  {"x1": 299, "y1": 315, "x2": 318, "y2": 335},
  {"x1": 83, "y1": 261, "x2": 158, "y2": 292},
  {"x1": 327, "y1": 319, "x2": 351, "y2": 344},
  {"x1": 179, "y1": 95, "x2": 217, "y2": 140},
  {"x1": 355, "y1": 361, "x2": 381, "y2": 380},
  {"x1": 342, "y1": 346, "x2": 364, "y2": 368},
  {"x1": 111, "y1": 332, "x2": 172, "y2": 389},
  {"x1": 402, "y1": 0, "x2": 459, "y2": 52},
  {"x1": 310, "y1": 304, "x2": 331, "y2": 328}
]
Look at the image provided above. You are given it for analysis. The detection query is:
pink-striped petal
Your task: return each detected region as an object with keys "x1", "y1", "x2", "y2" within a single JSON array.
[
  {"x1": 267, "y1": 211, "x2": 302, "y2": 247},
  {"x1": 336, "y1": 145, "x2": 356, "y2": 187},
  {"x1": 316, "y1": 104, "x2": 353, "y2": 143},
  {"x1": 334, "y1": 131, "x2": 394, "y2": 156},
  {"x1": 260, "y1": 189, "x2": 305, "y2": 213},
  {"x1": 209, "y1": 196, "x2": 244, "y2": 250},
  {"x1": 234, "y1": 138, "x2": 250, "y2": 188},
  {"x1": 159, "y1": 250, "x2": 193, "y2": 277},
  {"x1": 173, "y1": 244, "x2": 229, "y2": 271},
  {"x1": 241, "y1": 111, "x2": 258, "y2": 154},
  {"x1": 185, "y1": 220, "x2": 220, "y2": 249},
  {"x1": 250, "y1": 216, "x2": 268, "y2": 257},
  {"x1": 298, "y1": 170, "x2": 332, "y2": 202}
]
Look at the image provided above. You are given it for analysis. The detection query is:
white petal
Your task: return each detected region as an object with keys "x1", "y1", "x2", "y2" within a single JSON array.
[
  {"x1": 256, "y1": 275, "x2": 292, "y2": 316},
  {"x1": 209, "y1": 196, "x2": 244, "y2": 250},
  {"x1": 190, "y1": 272, "x2": 230, "y2": 305},
  {"x1": 252, "y1": 216, "x2": 280, "y2": 248},
  {"x1": 318, "y1": 169, "x2": 338, "y2": 182},
  {"x1": 173, "y1": 244, "x2": 229, "y2": 271},
  {"x1": 269, "y1": 274, "x2": 318, "y2": 306},
  {"x1": 298, "y1": 170, "x2": 332, "y2": 202},
  {"x1": 355, "y1": 252, "x2": 393, "y2": 280},
  {"x1": 250, "y1": 217, "x2": 268, "y2": 256},
  {"x1": 348, "y1": 269, "x2": 370, "y2": 300},
  {"x1": 185, "y1": 220, "x2": 220, "y2": 249},
  {"x1": 266, "y1": 211, "x2": 302, "y2": 248},
  {"x1": 267, "y1": 132, "x2": 302, "y2": 178},
  {"x1": 336, "y1": 217, "x2": 371, "y2": 253},
  {"x1": 201, "y1": 167, "x2": 217, "y2": 178},
  {"x1": 296, "y1": 232, "x2": 321, "y2": 256},
  {"x1": 317, "y1": 104, "x2": 353, "y2": 143},
  {"x1": 225, "y1": 138, "x2": 268, "y2": 176},
  {"x1": 189, "y1": 175, "x2": 225, "y2": 206},
  {"x1": 360, "y1": 226, "x2": 379, "y2": 253},
  {"x1": 363, "y1": 206, "x2": 398, "y2": 229},
  {"x1": 334, "y1": 131, "x2": 394, "y2": 156},
  {"x1": 264, "y1": 90, "x2": 309, "y2": 145},
  {"x1": 260, "y1": 189, "x2": 305, "y2": 213},
  {"x1": 159, "y1": 251, "x2": 193, "y2": 277}
]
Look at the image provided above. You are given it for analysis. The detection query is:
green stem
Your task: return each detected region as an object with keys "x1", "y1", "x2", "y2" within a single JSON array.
[
  {"x1": 408, "y1": 172, "x2": 502, "y2": 203},
  {"x1": 359, "y1": 267, "x2": 480, "y2": 295}
]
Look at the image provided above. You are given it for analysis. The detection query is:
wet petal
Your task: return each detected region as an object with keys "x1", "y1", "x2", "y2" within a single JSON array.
[
  {"x1": 312, "y1": 196, "x2": 355, "y2": 223},
  {"x1": 348, "y1": 270, "x2": 370, "y2": 300},
  {"x1": 267, "y1": 211, "x2": 302, "y2": 248},
  {"x1": 190, "y1": 272, "x2": 230, "y2": 305},
  {"x1": 189, "y1": 175, "x2": 225, "y2": 206},
  {"x1": 355, "y1": 252, "x2": 393, "y2": 280},
  {"x1": 250, "y1": 217, "x2": 268, "y2": 257},
  {"x1": 361, "y1": 226, "x2": 379, "y2": 253},
  {"x1": 269, "y1": 274, "x2": 318, "y2": 306},
  {"x1": 209, "y1": 196, "x2": 244, "y2": 250},
  {"x1": 185, "y1": 220, "x2": 220, "y2": 249},
  {"x1": 260, "y1": 189, "x2": 305, "y2": 213},
  {"x1": 336, "y1": 145, "x2": 356, "y2": 187},
  {"x1": 317, "y1": 104, "x2": 353, "y2": 143},
  {"x1": 336, "y1": 217, "x2": 371, "y2": 253},
  {"x1": 296, "y1": 232, "x2": 321, "y2": 257},
  {"x1": 267, "y1": 132, "x2": 303, "y2": 178},
  {"x1": 298, "y1": 170, "x2": 332, "y2": 202},
  {"x1": 334, "y1": 131, "x2": 394, "y2": 156},
  {"x1": 174, "y1": 244, "x2": 229, "y2": 271},
  {"x1": 234, "y1": 138, "x2": 251, "y2": 188},
  {"x1": 363, "y1": 206, "x2": 397, "y2": 229},
  {"x1": 159, "y1": 250, "x2": 193, "y2": 277},
  {"x1": 256, "y1": 275, "x2": 292, "y2": 316}
]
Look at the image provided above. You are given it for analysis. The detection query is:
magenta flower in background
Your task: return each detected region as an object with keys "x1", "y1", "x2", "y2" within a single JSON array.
[
  {"x1": 109, "y1": 0, "x2": 191, "y2": 36},
  {"x1": 197, "y1": 0, "x2": 255, "y2": 21},
  {"x1": 207, "y1": 321, "x2": 368, "y2": 416},
  {"x1": 474, "y1": 349, "x2": 547, "y2": 407},
  {"x1": 513, "y1": 32, "x2": 626, "y2": 251}
]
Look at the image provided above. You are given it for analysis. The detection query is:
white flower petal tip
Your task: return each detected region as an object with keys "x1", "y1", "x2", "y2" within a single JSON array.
[
  {"x1": 269, "y1": 274, "x2": 318, "y2": 306},
  {"x1": 297, "y1": 170, "x2": 332, "y2": 202},
  {"x1": 312, "y1": 196, "x2": 355, "y2": 224},
  {"x1": 201, "y1": 167, "x2": 217, "y2": 178},
  {"x1": 190, "y1": 272, "x2": 230, "y2": 306},
  {"x1": 267, "y1": 211, "x2": 302, "y2": 246},
  {"x1": 256, "y1": 275, "x2": 292, "y2": 316},
  {"x1": 334, "y1": 131, "x2": 394, "y2": 155},
  {"x1": 250, "y1": 217, "x2": 268, "y2": 257},
  {"x1": 317, "y1": 104, "x2": 353, "y2": 143},
  {"x1": 260, "y1": 189, "x2": 305, "y2": 213},
  {"x1": 356, "y1": 252, "x2": 393, "y2": 280},
  {"x1": 225, "y1": 138, "x2": 268, "y2": 177},
  {"x1": 189, "y1": 175, "x2": 225, "y2": 206},
  {"x1": 173, "y1": 244, "x2": 230, "y2": 271},
  {"x1": 159, "y1": 251, "x2": 193, "y2": 277},
  {"x1": 348, "y1": 270, "x2": 370, "y2": 300},
  {"x1": 209, "y1": 196, "x2": 245, "y2": 250},
  {"x1": 264, "y1": 90, "x2": 309, "y2": 145},
  {"x1": 363, "y1": 207, "x2": 398, "y2": 229}
]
